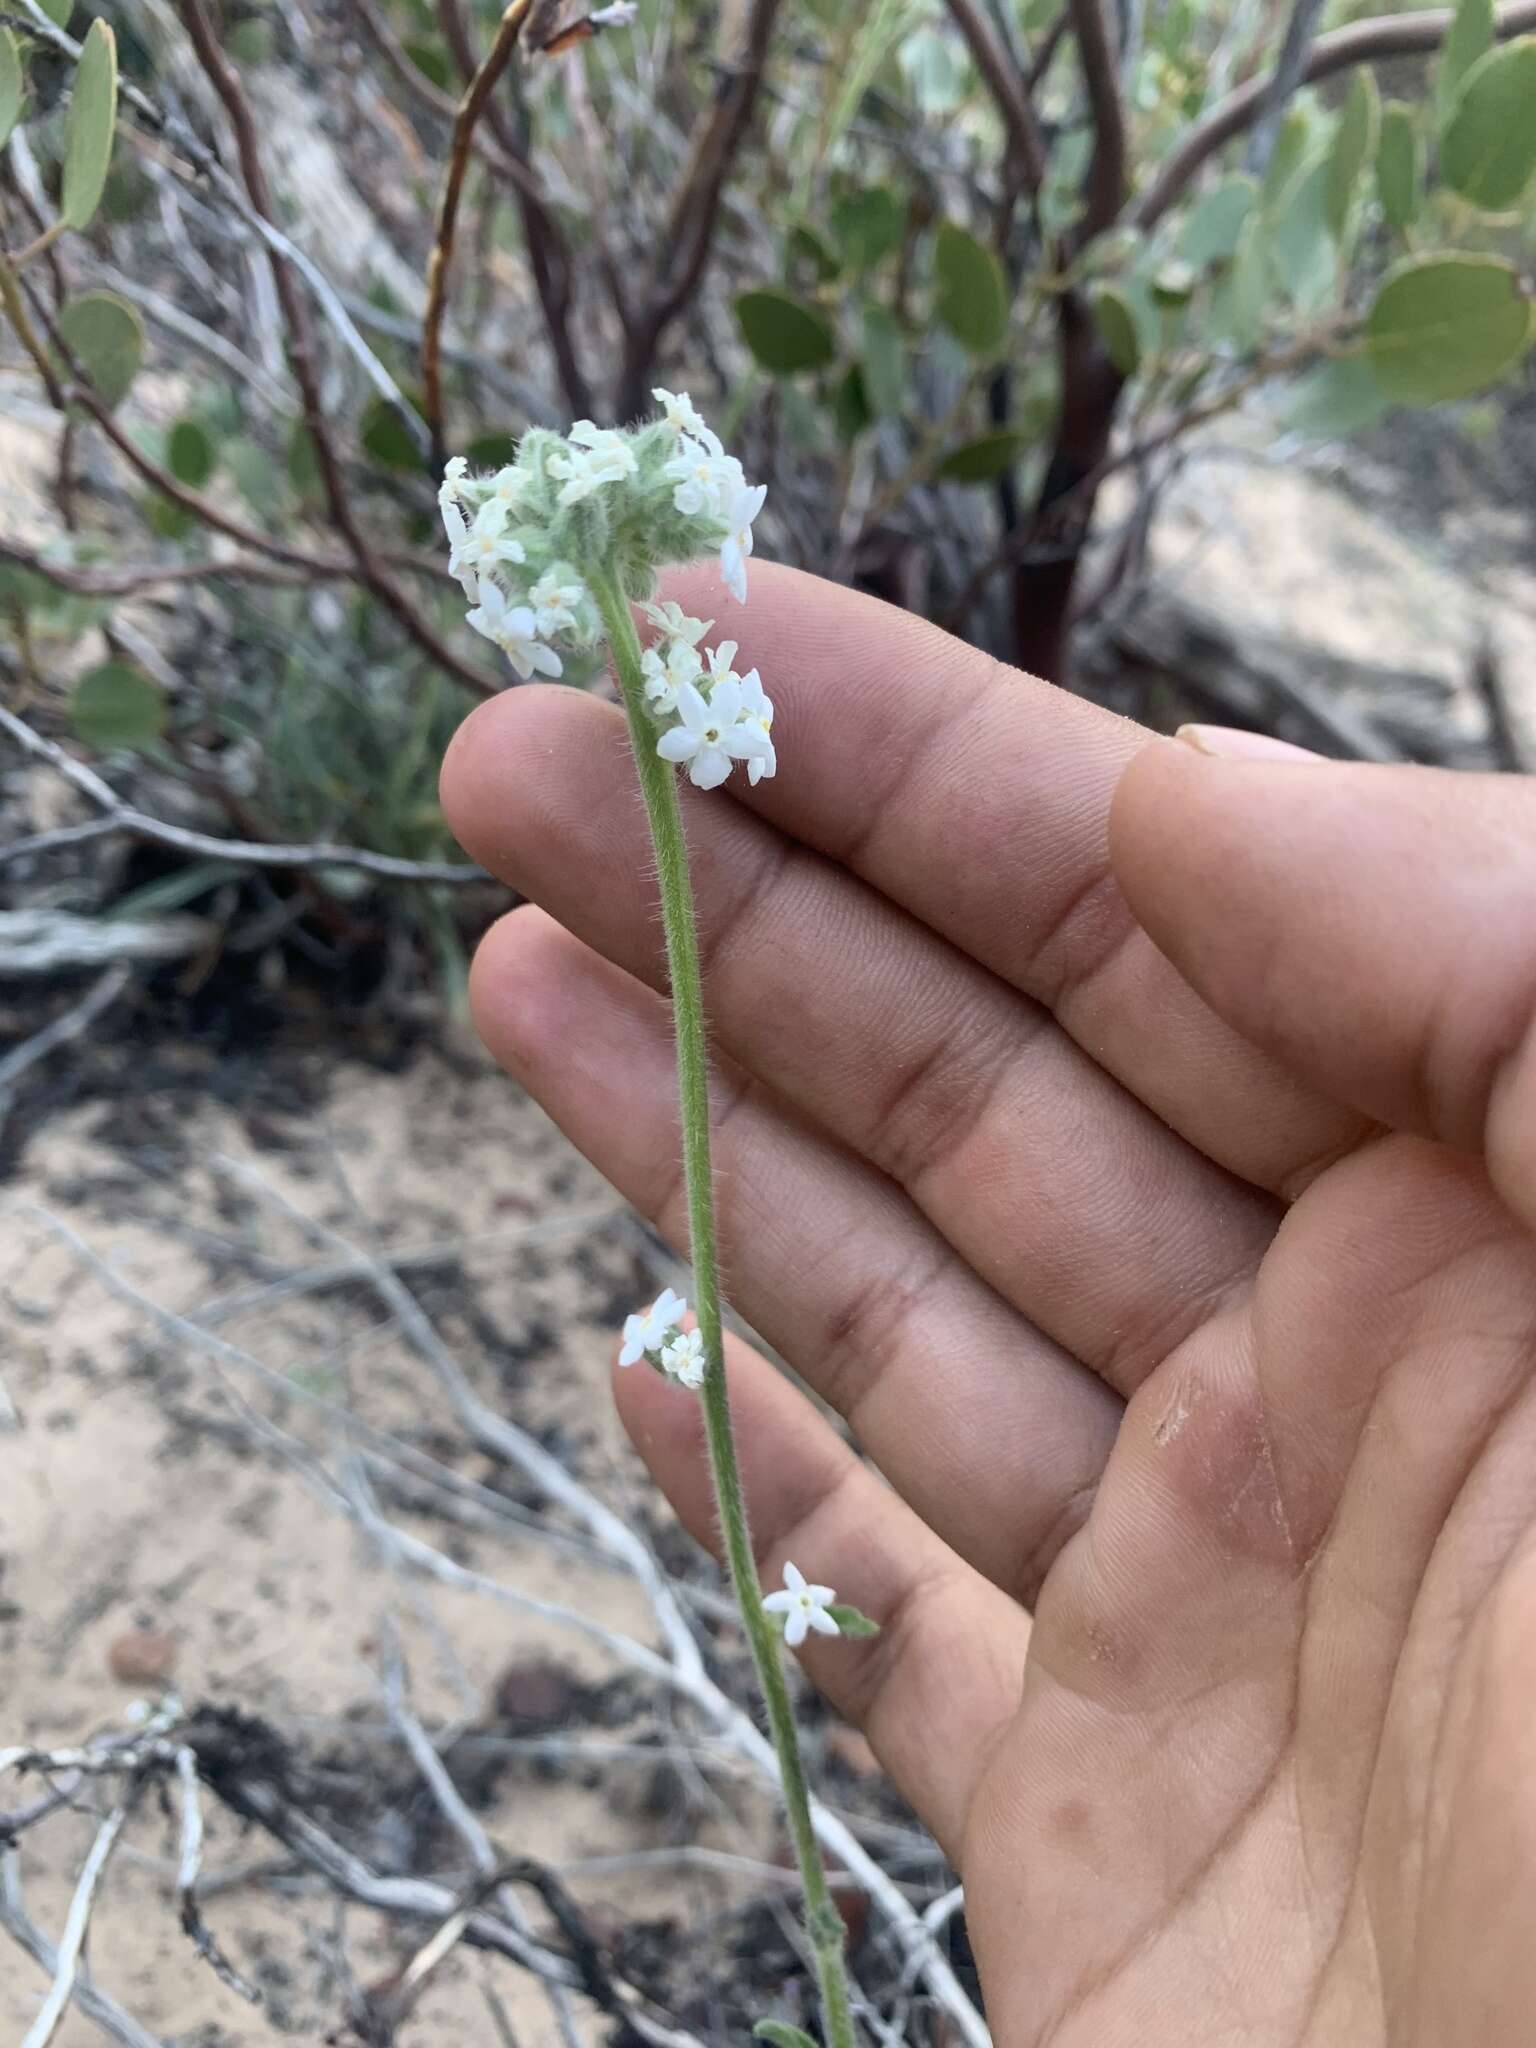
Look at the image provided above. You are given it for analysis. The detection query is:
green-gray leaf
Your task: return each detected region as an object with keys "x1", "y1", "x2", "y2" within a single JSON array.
[
  {"x1": 1270, "y1": 155, "x2": 1336, "y2": 313},
  {"x1": 0, "y1": 30, "x2": 23, "y2": 151},
  {"x1": 1436, "y1": 0, "x2": 1493, "y2": 119},
  {"x1": 57, "y1": 290, "x2": 143, "y2": 408},
  {"x1": 933, "y1": 222, "x2": 1009, "y2": 358},
  {"x1": 1377, "y1": 102, "x2": 1422, "y2": 228},
  {"x1": 1181, "y1": 175, "x2": 1257, "y2": 267},
  {"x1": 62, "y1": 18, "x2": 118, "y2": 233},
  {"x1": 1090, "y1": 283, "x2": 1141, "y2": 375},
  {"x1": 35, "y1": 0, "x2": 72, "y2": 25},
  {"x1": 935, "y1": 430, "x2": 1028, "y2": 483},
  {"x1": 753, "y1": 2024, "x2": 818, "y2": 2048},
  {"x1": 1209, "y1": 215, "x2": 1268, "y2": 351},
  {"x1": 828, "y1": 1603, "x2": 881, "y2": 1638},
  {"x1": 70, "y1": 662, "x2": 166, "y2": 751},
  {"x1": 734, "y1": 288, "x2": 838, "y2": 375},
  {"x1": 1365, "y1": 254, "x2": 1532, "y2": 403},
  {"x1": 860, "y1": 303, "x2": 904, "y2": 416},
  {"x1": 1284, "y1": 355, "x2": 1390, "y2": 436},
  {"x1": 831, "y1": 362, "x2": 871, "y2": 443},
  {"x1": 831, "y1": 186, "x2": 903, "y2": 272},
  {"x1": 1326, "y1": 70, "x2": 1379, "y2": 239},
  {"x1": 167, "y1": 418, "x2": 215, "y2": 488},
  {"x1": 1440, "y1": 40, "x2": 1536, "y2": 210}
]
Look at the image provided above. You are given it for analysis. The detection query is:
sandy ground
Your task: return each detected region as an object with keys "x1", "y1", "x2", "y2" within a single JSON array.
[{"x1": 0, "y1": 1042, "x2": 870, "y2": 2046}]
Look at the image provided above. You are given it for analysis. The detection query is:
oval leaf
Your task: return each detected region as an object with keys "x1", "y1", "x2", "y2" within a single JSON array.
[
  {"x1": 36, "y1": 0, "x2": 72, "y2": 25},
  {"x1": 1270, "y1": 155, "x2": 1337, "y2": 314},
  {"x1": 1326, "y1": 69, "x2": 1379, "y2": 239},
  {"x1": 1437, "y1": 0, "x2": 1493, "y2": 119},
  {"x1": 361, "y1": 392, "x2": 428, "y2": 472},
  {"x1": 734, "y1": 288, "x2": 838, "y2": 375},
  {"x1": 167, "y1": 418, "x2": 215, "y2": 488},
  {"x1": 1181, "y1": 175, "x2": 1257, "y2": 267},
  {"x1": 0, "y1": 30, "x2": 23, "y2": 151},
  {"x1": 70, "y1": 662, "x2": 166, "y2": 751},
  {"x1": 1090, "y1": 283, "x2": 1140, "y2": 374},
  {"x1": 831, "y1": 362, "x2": 871, "y2": 443},
  {"x1": 56, "y1": 289, "x2": 143, "y2": 408},
  {"x1": 62, "y1": 19, "x2": 118, "y2": 233},
  {"x1": 1377, "y1": 102, "x2": 1422, "y2": 228},
  {"x1": 936, "y1": 429, "x2": 1029, "y2": 483},
  {"x1": 1209, "y1": 215, "x2": 1268, "y2": 351},
  {"x1": 1284, "y1": 355, "x2": 1389, "y2": 437},
  {"x1": 1440, "y1": 40, "x2": 1536, "y2": 210},
  {"x1": 860, "y1": 303, "x2": 905, "y2": 416},
  {"x1": 830, "y1": 186, "x2": 903, "y2": 272},
  {"x1": 933, "y1": 221, "x2": 1009, "y2": 358},
  {"x1": 1365, "y1": 254, "x2": 1531, "y2": 403}
]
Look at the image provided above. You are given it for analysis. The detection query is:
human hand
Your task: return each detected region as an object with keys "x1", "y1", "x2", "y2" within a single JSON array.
[{"x1": 441, "y1": 564, "x2": 1536, "y2": 2046}]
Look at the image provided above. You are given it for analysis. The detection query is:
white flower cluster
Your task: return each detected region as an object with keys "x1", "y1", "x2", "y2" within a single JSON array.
[
  {"x1": 640, "y1": 600, "x2": 775, "y2": 792},
  {"x1": 618, "y1": 1288, "x2": 706, "y2": 1389},
  {"x1": 440, "y1": 394, "x2": 776, "y2": 787},
  {"x1": 652, "y1": 388, "x2": 767, "y2": 605},
  {"x1": 439, "y1": 456, "x2": 593, "y2": 680}
]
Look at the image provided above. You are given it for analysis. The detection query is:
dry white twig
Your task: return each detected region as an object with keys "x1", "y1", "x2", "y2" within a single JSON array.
[
  {"x1": 0, "y1": 1850, "x2": 166, "y2": 2048},
  {"x1": 0, "y1": 705, "x2": 488, "y2": 886},
  {"x1": 19, "y1": 1804, "x2": 130, "y2": 2048}
]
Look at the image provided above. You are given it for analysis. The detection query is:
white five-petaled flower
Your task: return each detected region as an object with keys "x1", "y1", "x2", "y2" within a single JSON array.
[
  {"x1": 641, "y1": 636, "x2": 704, "y2": 716},
  {"x1": 660, "y1": 1328, "x2": 706, "y2": 1389},
  {"x1": 530, "y1": 569, "x2": 585, "y2": 639},
  {"x1": 764, "y1": 1563, "x2": 841, "y2": 1648},
  {"x1": 665, "y1": 434, "x2": 742, "y2": 519},
  {"x1": 449, "y1": 500, "x2": 528, "y2": 590},
  {"x1": 465, "y1": 580, "x2": 563, "y2": 679},
  {"x1": 719, "y1": 481, "x2": 767, "y2": 605},
  {"x1": 618, "y1": 1287, "x2": 688, "y2": 1368},
  {"x1": 486, "y1": 464, "x2": 531, "y2": 513},
  {"x1": 548, "y1": 421, "x2": 640, "y2": 505},
  {"x1": 652, "y1": 387, "x2": 711, "y2": 442},
  {"x1": 641, "y1": 600, "x2": 712, "y2": 647},
  {"x1": 735, "y1": 666, "x2": 775, "y2": 785},
  {"x1": 656, "y1": 676, "x2": 773, "y2": 791}
]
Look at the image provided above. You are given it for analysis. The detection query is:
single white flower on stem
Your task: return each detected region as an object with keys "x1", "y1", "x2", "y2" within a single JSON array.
[
  {"x1": 719, "y1": 480, "x2": 767, "y2": 604},
  {"x1": 548, "y1": 421, "x2": 639, "y2": 505},
  {"x1": 652, "y1": 387, "x2": 711, "y2": 442},
  {"x1": 466, "y1": 581, "x2": 563, "y2": 679},
  {"x1": 665, "y1": 435, "x2": 742, "y2": 519},
  {"x1": 530, "y1": 569, "x2": 585, "y2": 639},
  {"x1": 618, "y1": 1286, "x2": 688, "y2": 1367},
  {"x1": 660, "y1": 1328, "x2": 706, "y2": 1388},
  {"x1": 641, "y1": 636, "x2": 703, "y2": 716},
  {"x1": 641, "y1": 600, "x2": 713, "y2": 647},
  {"x1": 764, "y1": 1563, "x2": 841, "y2": 1648},
  {"x1": 656, "y1": 677, "x2": 772, "y2": 791},
  {"x1": 450, "y1": 500, "x2": 528, "y2": 588},
  {"x1": 736, "y1": 666, "x2": 776, "y2": 785}
]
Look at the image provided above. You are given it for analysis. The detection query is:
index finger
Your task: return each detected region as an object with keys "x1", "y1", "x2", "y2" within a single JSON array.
[{"x1": 663, "y1": 561, "x2": 1368, "y2": 1197}]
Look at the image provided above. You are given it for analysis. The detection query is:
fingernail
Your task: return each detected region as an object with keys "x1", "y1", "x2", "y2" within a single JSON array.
[{"x1": 1176, "y1": 725, "x2": 1323, "y2": 763}]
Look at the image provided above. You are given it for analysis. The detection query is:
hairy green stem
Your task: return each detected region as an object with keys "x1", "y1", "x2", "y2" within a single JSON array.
[{"x1": 590, "y1": 564, "x2": 857, "y2": 2048}]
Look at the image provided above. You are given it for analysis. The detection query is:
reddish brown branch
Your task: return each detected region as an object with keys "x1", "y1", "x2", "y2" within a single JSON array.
[
  {"x1": 1132, "y1": 0, "x2": 1536, "y2": 229},
  {"x1": 614, "y1": 0, "x2": 785, "y2": 421},
  {"x1": 941, "y1": 0, "x2": 1049, "y2": 192},
  {"x1": 176, "y1": 0, "x2": 495, "y2": 699},
  {"x1": 427, "y1": 0, "x2": 591, "y2": 438},
  {"x1": 1068, "y1": 0, "x2": 1128, "y2": 246}
]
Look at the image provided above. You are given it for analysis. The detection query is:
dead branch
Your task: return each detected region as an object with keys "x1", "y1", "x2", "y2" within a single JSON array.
[
  {"x1": 0, "y1": 703, "x2": 491, "y2": 886},
  {"x1": 0, "y1": 1850, "x2": 168, "y2": 2048}
]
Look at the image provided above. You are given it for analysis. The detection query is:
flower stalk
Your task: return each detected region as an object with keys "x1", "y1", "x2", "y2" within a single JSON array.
[{"x1": 589, "y1": 561, "x2": 858, "y2": 2048}]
